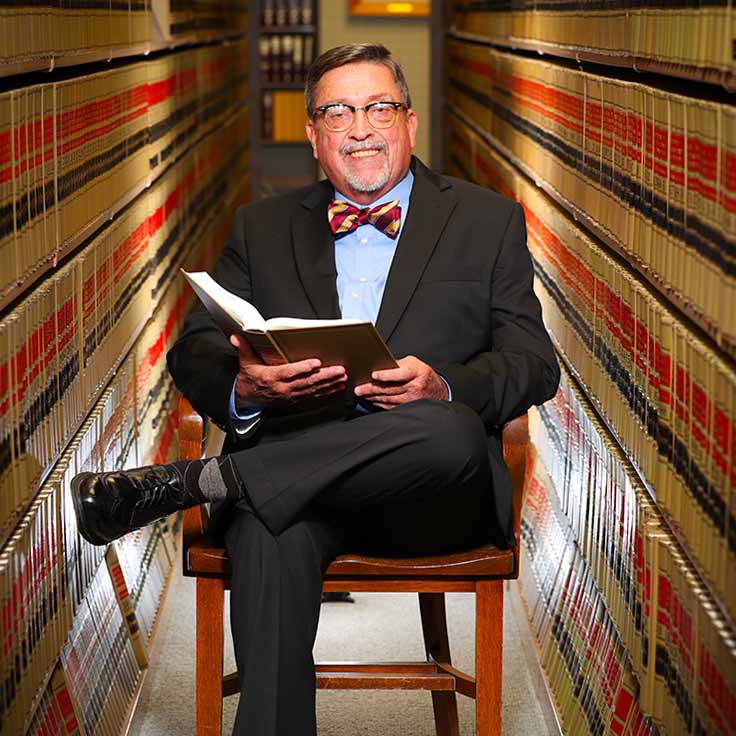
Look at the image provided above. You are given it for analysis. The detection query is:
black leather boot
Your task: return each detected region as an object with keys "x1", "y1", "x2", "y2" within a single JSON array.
[{"x1": 71, "y1": 464, "x2": 201, "y2": 545}]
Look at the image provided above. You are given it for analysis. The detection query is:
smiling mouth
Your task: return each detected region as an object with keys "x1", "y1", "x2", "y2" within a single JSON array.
[{"x1": 346, "y1": 148, "x2": 383, "y2": 159}]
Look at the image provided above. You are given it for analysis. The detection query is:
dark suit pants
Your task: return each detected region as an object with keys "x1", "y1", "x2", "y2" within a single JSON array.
[{"x1": 223, "y1": 399, "x2": 494, "y2": 736}]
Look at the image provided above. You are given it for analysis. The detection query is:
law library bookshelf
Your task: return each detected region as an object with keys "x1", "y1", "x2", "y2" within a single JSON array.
[
  {"x1": 255, "y1": 0, "x2": 319, "y2": 196},
  {"x1": 443, "y1": 3, "x2": 735, "y2": 735},
  {"x1": 0, "y1": 2, "x2": 250, "y2": 734}
]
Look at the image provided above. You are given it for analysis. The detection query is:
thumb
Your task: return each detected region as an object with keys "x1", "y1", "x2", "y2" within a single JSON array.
[{"x1": 230, "y1": 333, "x2": 258, "y2": 361}]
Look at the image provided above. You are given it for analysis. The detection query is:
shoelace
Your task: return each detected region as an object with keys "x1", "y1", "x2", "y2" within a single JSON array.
[
  {"x1": 133, "y1": 483, "x2": 174, "y2": 512},
  {"x1": 131, "y1": 470, "x2": 178, "y2": 515}
]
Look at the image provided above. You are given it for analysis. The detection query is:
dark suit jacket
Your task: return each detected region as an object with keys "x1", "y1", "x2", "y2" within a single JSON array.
[{"x1": 167, "y1": 157, "x2": 560, "y2": 547}]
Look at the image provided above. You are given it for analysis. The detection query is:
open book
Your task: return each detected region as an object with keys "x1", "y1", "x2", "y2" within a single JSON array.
[{"x1": 182, "y1": 270, "x2": 397, "y2": 386}]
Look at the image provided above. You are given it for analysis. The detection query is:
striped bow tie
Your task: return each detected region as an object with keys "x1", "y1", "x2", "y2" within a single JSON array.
[{"x1": 327, "y1": 199, "x2": 402, "y2": 240}]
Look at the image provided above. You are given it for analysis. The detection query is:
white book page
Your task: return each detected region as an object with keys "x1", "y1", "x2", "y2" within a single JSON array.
[
  {"x1": 183, "y1": 270, "x2": 369, "y2": 331},
  {"x1": 183, "y1": 271, "x2": 266, "y2": 331},
  {"x1": 266, "y1": 316, "x2": 365, "y2": 329}
]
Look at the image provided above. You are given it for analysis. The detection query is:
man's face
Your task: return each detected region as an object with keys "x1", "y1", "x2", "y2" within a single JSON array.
[{"x1": 306, "y1": 62, "x2": 417, "y2": 205}]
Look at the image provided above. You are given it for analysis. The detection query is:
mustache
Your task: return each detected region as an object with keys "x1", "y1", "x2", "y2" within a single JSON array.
[{"x1": 340, "y1": 141, "x2": 388, "y2": 155}]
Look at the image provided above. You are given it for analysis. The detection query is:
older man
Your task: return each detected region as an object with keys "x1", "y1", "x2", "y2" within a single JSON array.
[{"x1": 72, "y1": 43, "x2": 559, "y2": 735}]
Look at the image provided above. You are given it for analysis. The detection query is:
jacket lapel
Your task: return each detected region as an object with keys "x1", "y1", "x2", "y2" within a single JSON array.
[
  {"x1": 376, "y1": 159, "x2": 457, "y2": 341},
  {"x1": 292, "y1": 180, "x2": 341, "y2": 319}
]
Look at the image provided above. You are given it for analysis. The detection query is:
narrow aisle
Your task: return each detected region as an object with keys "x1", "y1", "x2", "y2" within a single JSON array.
[{"x1": 129, "y1": 574, "x2": 559, "y2": 735}]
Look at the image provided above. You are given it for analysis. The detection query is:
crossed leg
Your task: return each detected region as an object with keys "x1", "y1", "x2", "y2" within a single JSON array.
[{"x1": 223, "y1": 399, "x2": 494, "y2": 736}]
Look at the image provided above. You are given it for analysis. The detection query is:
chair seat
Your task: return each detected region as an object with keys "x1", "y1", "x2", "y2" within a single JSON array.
[{"x1": 185, "y1": 538, "x2": 514, "y2": 579}]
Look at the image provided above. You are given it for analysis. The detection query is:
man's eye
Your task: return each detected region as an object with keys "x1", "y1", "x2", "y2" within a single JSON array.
[{"x1": 328, "y1": 107, "x2": 349, "y2": 117}]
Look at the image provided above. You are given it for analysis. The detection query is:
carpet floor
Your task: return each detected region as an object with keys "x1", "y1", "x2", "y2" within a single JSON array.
[{"x1": 127, "y1": 570, "x2": 559, "y2": 736}]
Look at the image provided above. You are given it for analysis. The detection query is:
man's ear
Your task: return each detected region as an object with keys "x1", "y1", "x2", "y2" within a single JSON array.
[
  {"x1": 306, "y1": 120, "x2": 319, "y2": 159},
  {"x1": 406, "y1": 109, "x2": 418, "y2": 150}
]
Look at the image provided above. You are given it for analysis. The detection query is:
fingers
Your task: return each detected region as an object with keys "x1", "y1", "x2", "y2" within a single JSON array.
[
  {"x1": 369, "y1": 366, "x2": 414, "y2": 383},
  {"x1": 354, "y1": 353, "x2": 445, "y2": 407},
  {"x1": 253, "y1": 358, "x2": 323, "y2": 380},
  {"x1": 292, "y1": 380, "x2": 348, "y2": 399},
  {"x1": 287, "y1": 368, "x2": 347, "y2": 396},
  {"x1": 354, "y1": 382, "x2": 406, "y2": 398},
  {"x1": 229, "y1": 336, "x2": 326, "y2": 378},
  {"x1": 278, "y1": 363, "x2": 344, "y2": 384},
  {"x1": 237, "y1": 361, "x2": 347, "y2": 406},
  {"x1": 354, "y1": 378, "x2": 411, "y2": 407},
  {"x1": 370, "y1": 355, "x2": 423, "y2": 384}
]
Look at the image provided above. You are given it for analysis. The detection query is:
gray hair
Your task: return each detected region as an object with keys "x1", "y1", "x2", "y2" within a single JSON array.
[{"x1": 304, "y1": 43, "x2": 412, "y2": 118}]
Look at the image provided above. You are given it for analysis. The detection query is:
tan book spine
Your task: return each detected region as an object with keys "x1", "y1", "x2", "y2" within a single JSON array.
[
  {"x1": 105, "y1": 545, "x2": 148, "y2": 670},
  {"x1": 50, "y1": 661, "x2": 86, "y2": 735}
]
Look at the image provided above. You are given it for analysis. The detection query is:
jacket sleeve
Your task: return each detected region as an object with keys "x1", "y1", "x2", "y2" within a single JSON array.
[
  {"x1": 434, "y1": 202, "x2": 560, "y2": 427},
  {"x1": 167, "y1": 205, "x2": 252, "y2": 437}
]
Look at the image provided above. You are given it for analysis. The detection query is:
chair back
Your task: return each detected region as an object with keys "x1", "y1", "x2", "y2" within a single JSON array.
[
  {"x1": 179, "y1": 397, "x2": 209, "y2": 546},
  {"x1": 502, "y1": 413, "x2": 529, "y2": 565}
]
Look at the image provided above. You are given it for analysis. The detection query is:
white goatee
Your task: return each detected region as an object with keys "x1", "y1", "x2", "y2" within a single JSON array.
[{"x1": 340, "y1": 142, "x2": 390, "y2": 194}]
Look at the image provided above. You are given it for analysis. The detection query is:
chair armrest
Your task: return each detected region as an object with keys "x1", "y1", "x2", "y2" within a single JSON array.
[{"x1": 178, "y1": 396, "x2": 209, "y2": 541}]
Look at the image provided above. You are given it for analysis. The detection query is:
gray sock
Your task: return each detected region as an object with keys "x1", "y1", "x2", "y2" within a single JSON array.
[
  {"x1": 173, "y1": 456, "x2": 244, "y2": 502},
  {"x1": 198, "y1": 458, "x2": 231, "y2": 501}
]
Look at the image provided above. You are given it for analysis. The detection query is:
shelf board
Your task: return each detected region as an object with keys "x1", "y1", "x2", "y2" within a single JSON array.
[
  {"x1": 120, "y1": 669, "x2": 147, "y2": 736},
  {"x1": 447, "y1": 104, "x2": 736, "y2": 364},
  {"x1": 259, "y1": 25, "x2": 316, "y2": 34},
  {"x1": 510, "y1": 580, "x2": 567, "y2": 736},
  {"x1": 0, "y1": 30, "x2": 247, "y2": 81},
  {"x1": 21, "y1": 659, "x2": 59, "y2": 736},
  {"x1": 448, "y1": 29, "x2": 736, "y2": 92}
]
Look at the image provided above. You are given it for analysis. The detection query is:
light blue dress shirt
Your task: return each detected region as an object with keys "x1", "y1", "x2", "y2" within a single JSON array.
[
  {"x1": 333, "y1": 170, "x2": 413, "y2": 322},
  {"x1": 229, "y1": 169, "x2": 448, "y2": 433}
]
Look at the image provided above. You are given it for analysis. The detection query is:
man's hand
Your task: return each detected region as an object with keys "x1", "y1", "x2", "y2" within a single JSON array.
[
  {"x1": 230, "y1": 335, "x2": 347, "y2": 409},
  {"x1": 353, "y1": 355, "x2": 449, "y2": 410}
]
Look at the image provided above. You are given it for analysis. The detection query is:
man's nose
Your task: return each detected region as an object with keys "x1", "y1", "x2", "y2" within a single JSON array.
[{"x1": 349, "y1": 108, "x2": 372, "y2": 138}]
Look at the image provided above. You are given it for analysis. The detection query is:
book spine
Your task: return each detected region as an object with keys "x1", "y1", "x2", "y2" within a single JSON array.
[
  {"x1": 281, "y1": 36, "x2": 294, "y2": 85},
  {"x1": 262, "y1": 92, "x2": 273, "y2": 141},
  {"x1": 104, "y1": 546, "x2": 147, "y2": 671},
  {"x1": 50, "y1": 662, "x2": 85, "y2": 736},
  {"x1": 259, "y1": 37, "x2": 271, "y2": 83}
]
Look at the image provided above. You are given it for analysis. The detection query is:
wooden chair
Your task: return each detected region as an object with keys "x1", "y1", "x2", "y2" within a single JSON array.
[{"x1": 178, "y1": 396, "x2": 529, "y2": 736}]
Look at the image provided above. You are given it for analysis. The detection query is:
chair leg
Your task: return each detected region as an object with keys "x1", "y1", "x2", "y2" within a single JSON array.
[
  {"x1": 419, "y1": 592, "x2": 460, "y2": 736},
  {"x1": 196, "y1": 576, "x2": 225, "y2": 736},
  {"x1": 475, "y1": 580, "x2": 503, "y2": 736}
]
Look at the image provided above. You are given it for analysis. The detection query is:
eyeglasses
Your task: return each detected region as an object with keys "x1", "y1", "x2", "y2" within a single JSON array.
[{"x1": 315, "y1": 101, "x2": 407, "y2": 132}]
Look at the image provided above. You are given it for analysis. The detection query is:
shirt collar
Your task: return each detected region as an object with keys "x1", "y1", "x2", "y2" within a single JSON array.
[{"x1": 334, "y1": 169, "x2": 414, "y2": 212}]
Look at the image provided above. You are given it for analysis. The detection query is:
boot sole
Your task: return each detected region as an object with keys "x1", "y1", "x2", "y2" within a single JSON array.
[{"x1": 70, "y1": 472, "x2": 111, "y2": 546}]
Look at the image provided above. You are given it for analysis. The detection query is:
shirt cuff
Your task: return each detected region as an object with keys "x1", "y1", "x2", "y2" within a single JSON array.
[
  {"x1": 439, "y1": 374, "x2": 452, "y2": 401},
  {"x1": 229, "y1": 381, "x2": 263, "y2": 435}
]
